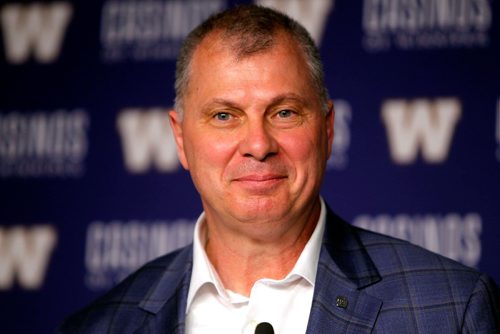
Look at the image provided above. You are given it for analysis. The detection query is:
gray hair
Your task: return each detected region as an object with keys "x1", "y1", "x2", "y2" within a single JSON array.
[{"x1": 174, "y1": 5, "x2": 329, "y2": 117}]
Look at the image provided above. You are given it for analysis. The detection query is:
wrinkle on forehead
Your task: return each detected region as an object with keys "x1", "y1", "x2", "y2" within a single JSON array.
[
  {"x1": 181, "y1": 30, "x2": 324, "y2": 120},
  {"x1": 197, "y1": 29, "x2": 302, "y2": 62}
]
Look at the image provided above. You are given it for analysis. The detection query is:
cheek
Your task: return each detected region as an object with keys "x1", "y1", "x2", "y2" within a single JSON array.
[
  {"x1": 278, "y1": 128, "x2": 328, "y2": 191},
  {"x1": 185, "y1": 131, "x2": 238, "y2": 175},
  {"x1": 280, "y1": 130, "x2": 322, "y2": 166}
]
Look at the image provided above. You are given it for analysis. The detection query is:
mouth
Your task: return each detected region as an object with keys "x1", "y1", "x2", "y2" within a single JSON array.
[{"x1": 232, "y1": 174, "x2": 287, "y2": 193}]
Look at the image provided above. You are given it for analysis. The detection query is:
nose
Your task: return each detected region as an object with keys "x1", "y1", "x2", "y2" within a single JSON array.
[{"x1": 238, "y1": 119, "x2": 278, "y2": 161}]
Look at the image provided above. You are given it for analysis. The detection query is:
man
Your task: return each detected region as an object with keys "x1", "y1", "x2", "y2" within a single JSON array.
[{"x1": 58, "y1": 5, "x2": 500, "y2": 333}]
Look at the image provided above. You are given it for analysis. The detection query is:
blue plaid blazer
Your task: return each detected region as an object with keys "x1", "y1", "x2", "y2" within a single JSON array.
[{"x1": 58, "y1": 208, "x2": 500, "y2": 333}]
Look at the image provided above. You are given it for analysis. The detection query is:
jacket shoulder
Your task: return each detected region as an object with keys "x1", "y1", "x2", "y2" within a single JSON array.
[
  {"x1": 353, "y1": 224, "x2": 478, "y2": 276},
  {"x1": 56, "y1": 245, "x2": 192, "y2": 333},
  {"x1": 352, "y1": 225, "x2": 500, "y2": 331}
]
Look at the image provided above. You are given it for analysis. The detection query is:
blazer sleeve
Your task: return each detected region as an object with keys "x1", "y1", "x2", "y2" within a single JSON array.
[{"x1": 461, "y1": 273, "x2": 500, "y2": 333}]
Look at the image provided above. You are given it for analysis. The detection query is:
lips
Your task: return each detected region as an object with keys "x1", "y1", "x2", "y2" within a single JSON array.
[
  {"x1": 232, "y1": 173, "x2": 287, "y2": 193},
  {"x1": 234, "y1": 174, "x2": 286, "y2": 182}
]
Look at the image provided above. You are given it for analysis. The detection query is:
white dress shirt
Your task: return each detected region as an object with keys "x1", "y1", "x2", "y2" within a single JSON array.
[{"x1": 185, "y1": 199, "x2": 326, "y2": 334}]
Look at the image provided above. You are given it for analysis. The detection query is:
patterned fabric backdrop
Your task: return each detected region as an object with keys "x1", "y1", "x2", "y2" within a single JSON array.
[{"x1": 0, "y1": 0, "x2": 498, "y2": 333}]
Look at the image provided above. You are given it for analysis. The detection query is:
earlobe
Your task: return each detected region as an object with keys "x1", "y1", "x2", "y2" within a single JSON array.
[{"x1": 168, "y1": 110, "x2": 189, "y2": 170}]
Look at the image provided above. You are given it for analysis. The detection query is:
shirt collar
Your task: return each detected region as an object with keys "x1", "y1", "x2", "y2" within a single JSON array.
[
  {"x1": 188, "y1": 211, "x2": 231, "y2": 308},
  {"x1": 287, "y1": 197, "x2": 326, "y2": 285},
  {"x1": 186, "y1": 197, "x2": 327, "y2": 312}
]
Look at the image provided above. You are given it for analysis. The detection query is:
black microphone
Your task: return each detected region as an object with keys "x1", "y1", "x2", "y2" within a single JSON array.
[{"x1": 255, "y1": 322, "x2": 274, "y2": 334}]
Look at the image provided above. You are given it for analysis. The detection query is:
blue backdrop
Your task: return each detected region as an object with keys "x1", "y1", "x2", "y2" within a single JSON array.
[{"x1": 0, "y1": 1, "x2": 499, "y2": 333}]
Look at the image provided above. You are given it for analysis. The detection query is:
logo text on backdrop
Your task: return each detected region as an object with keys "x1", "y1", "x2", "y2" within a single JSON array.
[
  {"x1": 0, "y1": 2, "x2": 73, "y2": 64},
  {"x1": 100, "y1": 0, "x2": 224, "y2": 62},
  {"x1": 362, "y1": 0, "x2": 492, "y2": 51},
  {"x1": 256, "y1": 0, "x2": 334, "y2": 45},
  {"x1": 328, "y1": 99, "x2": 351, "y2": 170},
  {"x1": 0, "y1": 225, "x2": 57, "y2": 290},
  {"x1": 117, "y1": 108, "x2": 179, "y2": 173},
  {"x1": 354, "y1": 213, "x2": 481, "y2": 267},
  {"x1": 382, "y1": 98, "x2": 461, "y2": 164},
  {"x1": 0, "y1": 110, "x2": 89, "y2": 177},
  {"x1": 85, "y1": 220, "x2": 195, "y2": 290}
]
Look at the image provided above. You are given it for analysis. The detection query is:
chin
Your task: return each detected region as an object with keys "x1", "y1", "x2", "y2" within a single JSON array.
[
  {"x1": 232, "y1": 201, "x2": 289, "y2": 224},
  {"x1": 240, "y1": 193, "x2": 280, "y2": 207}
]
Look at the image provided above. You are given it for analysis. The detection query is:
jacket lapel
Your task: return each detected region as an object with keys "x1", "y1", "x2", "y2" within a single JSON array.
[
  {"x1": 129, "y1": 207, "x2": 383, "y2": 333},
  {"x1": 306, "y1": 208, "x2": 383, "y2": 333},
  {"x1": 134, "y1": 246, "x2": 193, "y2": 334}
]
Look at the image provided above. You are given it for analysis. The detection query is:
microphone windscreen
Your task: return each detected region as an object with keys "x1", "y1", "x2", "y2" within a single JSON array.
[{"x1": 255, "y1": 322, "x2": 274, "y2": 334}]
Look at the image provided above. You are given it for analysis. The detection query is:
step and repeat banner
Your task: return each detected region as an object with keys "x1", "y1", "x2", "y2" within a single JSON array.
[{"x1": 0, "y1": 0, "x2": 499, "y2": 333}]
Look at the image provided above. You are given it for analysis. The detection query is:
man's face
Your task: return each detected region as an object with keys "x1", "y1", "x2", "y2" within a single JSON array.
[{"x1": 170, "y1": 33, "x2": 334, "y2": 236}]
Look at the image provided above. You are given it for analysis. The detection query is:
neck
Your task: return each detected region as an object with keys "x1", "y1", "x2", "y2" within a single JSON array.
[{"x1": 204, "y1": 200, "x2": 321, "y2": 296}]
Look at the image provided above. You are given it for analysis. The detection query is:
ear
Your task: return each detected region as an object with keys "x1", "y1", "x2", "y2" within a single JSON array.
[
  {"x1": 168, "y1": 110, "x2": 189, "y2": 170},
  {"x1": 325, "y1": 100, "x2": 335, "y2": 157}
]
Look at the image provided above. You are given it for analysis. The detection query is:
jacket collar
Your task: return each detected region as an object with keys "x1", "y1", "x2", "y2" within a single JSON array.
[
  {"x1": 137, "y1": 246, "x2": 193, "y2": 333},
  {"x1": 135, "y1": 205, "x2": 383, "y2": 333},
  {"x1": 306, "y1": 207, "x2": 383, "y2": 333}
]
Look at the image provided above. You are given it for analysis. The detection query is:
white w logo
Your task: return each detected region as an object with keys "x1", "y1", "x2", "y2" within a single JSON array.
[
  {"x1": 255, "y1": 0, "x2": 334, "y2": 45},
  {"x1": 117, "y1": 108, "x2": 179, "y2": 173},
  {"x1": 1, "y1": 2, "x2": 73, "y2": 64},
  {"x1": 0, "y1": 225, "x2": 57, "y2": 290},
  {"x1": 381, "y1": 98, "x2": 462, "y2": 164}
]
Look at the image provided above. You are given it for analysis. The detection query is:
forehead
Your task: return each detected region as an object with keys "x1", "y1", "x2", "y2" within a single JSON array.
[
  {"x1": 185, "y1": 31, "x2": 314, "y2": 101},
  {"x1": 192, "y1": 30, "x2": 311, "y2": 76}
]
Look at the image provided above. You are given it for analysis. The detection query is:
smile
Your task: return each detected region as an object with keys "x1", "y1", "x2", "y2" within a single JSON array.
[{"x1": 232, "y1": 174, "x2": 287, "y2": 192}]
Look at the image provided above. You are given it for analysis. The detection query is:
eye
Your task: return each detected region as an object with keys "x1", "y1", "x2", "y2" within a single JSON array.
[
  {"x1": 277, "y1": 109, "x2": 294, "y2": 118},
  {"x1": 215, "y1": 112, "x2": 232, "y2": 121},
  {"x1": 271, "y1": 107, "x2": 304, "y2": 128}
]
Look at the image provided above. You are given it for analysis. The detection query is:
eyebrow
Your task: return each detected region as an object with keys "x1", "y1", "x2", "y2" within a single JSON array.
[
  {"x1": 201, "y1": 98, "x2": 241, "y2": 112},
  {"x1": 201, "y1": 93, "x2": 308, "y2": 112},
  {"x1": 268, "y1": 93, "x2": 308, "y2": 109}
]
